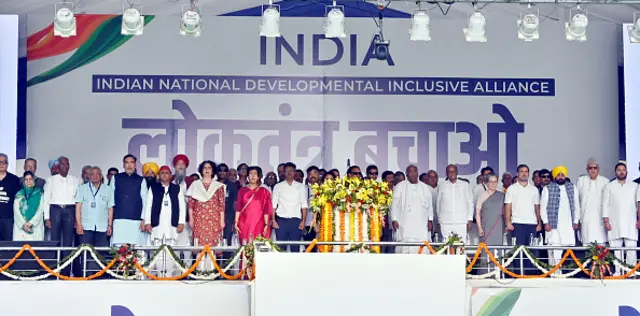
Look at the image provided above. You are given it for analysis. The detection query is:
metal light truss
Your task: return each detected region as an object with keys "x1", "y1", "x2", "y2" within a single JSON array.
[{"x1": 364, "y1": 0, "x2": 640, "y2": 3}]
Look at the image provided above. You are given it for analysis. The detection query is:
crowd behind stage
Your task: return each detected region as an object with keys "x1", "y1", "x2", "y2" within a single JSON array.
[{"x1": 0, "y1": 152, "x2": 639, "y2": 276}]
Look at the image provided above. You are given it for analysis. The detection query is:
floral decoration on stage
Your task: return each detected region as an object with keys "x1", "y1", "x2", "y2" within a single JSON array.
[
  {"x1": 309, "y1": 177, "x2": 393, "y2": 253},
  {"x1": 110, "y1": 244, "x2": 141, "y2": 277},
  {"x1": 588, "y1": 243, "x2": 613, "y2": 279}
]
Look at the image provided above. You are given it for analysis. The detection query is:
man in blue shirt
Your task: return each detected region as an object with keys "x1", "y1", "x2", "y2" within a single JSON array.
[{"x1": 75, "y1": 166, "x2": 114, "y2": 246}]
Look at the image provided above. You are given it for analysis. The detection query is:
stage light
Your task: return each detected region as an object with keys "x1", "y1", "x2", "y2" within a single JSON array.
[
  {"x1": 410, "y1": 10, "x2": 431, "y2": 41},
  {"x1": 325, "y1": 1, "x2": 346, "y2": 38},
  {"x1": 463, "y1": 11, "x2": 487, "y2": 42},
  {"x1": 54, "y1": 2, "x2": 76, "y2": 38},
  {"x1": 121, "y1": 5, "x2": 144, "y2": 36},
  {"x1": 517, "y1": 11, "x2": 539, "y2": 41},
  {"x1": 260, "y1": 1, "x2": 281, "y2": 38},
  {"x1": 566, "y1": 9, "x2": 588, "y2": 42},
  {"x1": 180, "y1": 3, "x2": 202, "y2": 37},
  {"x1": 627, "y1": 13, "x2": 640, "y2": 43}
]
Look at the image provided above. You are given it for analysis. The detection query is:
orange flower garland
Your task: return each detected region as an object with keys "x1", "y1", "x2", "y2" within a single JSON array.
[
  {"x1": 357, "y1": 208, "x2": 364, "y2": 242},
  {"x1": 339, "y1": 210, "x2": 345, "y2": 252},
  {"x1": 321, "y1": 202, "x2": 333, "y2": 252},
  {"x1": 371, "y1": 207, "x2": 380, "y2": 253},
  {"x1": 349, "y1": 211, "x2": 355, "y2": 242}
]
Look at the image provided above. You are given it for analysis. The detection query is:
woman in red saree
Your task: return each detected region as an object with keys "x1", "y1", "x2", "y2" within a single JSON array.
[{"x1": 235, "y1": 166, "x2": 273, "y2": 243}]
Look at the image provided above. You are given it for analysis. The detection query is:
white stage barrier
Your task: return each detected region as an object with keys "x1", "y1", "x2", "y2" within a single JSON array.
[
  {"x1": 0, "y1": 281, "x2": 250, "y2": 316},
  {"x1": 251, "y1": 252, "x2": 467, "y2": 316},
  {"x1": 0, "y1": 278, "x2": 639, "y2": 315}
]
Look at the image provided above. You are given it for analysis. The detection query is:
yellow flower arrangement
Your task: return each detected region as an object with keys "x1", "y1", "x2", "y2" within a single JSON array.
[{"x1": 310, "y1": 177, "x2": 393, "y2": 215}]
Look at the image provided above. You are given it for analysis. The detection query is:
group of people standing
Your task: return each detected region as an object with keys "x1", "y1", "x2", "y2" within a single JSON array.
[{"x1": 1, "y1": 151, "x2": 640, "y2": 275}]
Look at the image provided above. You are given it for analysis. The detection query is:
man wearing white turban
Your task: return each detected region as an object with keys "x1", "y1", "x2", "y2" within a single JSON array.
[{"x1": 540, "y1": 166, "x2": 581, "y2": 269}]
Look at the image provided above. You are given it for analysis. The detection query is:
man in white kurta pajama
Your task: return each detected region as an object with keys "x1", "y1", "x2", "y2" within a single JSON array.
[
  {"x1": 437, "y1": 165, "x2": 474, "y2": 244},
  {"x1": 391, "y1": 165, "x2": 433, "y2": 254},
  {"x1": 576, "y1": 158, "x2": 609, "y2": 244},
  {"x1": 603, "y1": 162, "x2": 639, "y2": 275},
  {"x1": 540, "y1": 166, "x2": 580, "y2": 269}
]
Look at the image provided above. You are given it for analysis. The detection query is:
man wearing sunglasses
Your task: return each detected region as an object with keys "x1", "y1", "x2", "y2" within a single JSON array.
[
  {"x1": 347, "y1": 166, "x2": 363, "y2": 180},
  {"x1": 537, "y1": 169, "x2": 552, "y2": 194},
  {"x1": 365, "y1": 165, "x2": 379, "y2": 181}
]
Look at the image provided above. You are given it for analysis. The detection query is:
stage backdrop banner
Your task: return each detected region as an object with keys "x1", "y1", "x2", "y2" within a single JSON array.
[
  {"x1": 472, "y1": 285, "x2": 640, "y2": 316},
  {"x1": 25, "y1": 15, "x2": 619, "y2": 177},
  {"x1": 0, "y1": 281, "x2": 250, "y2": 316}
]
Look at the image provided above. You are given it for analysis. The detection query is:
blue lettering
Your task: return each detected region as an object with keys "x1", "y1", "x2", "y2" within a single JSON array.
[
  {"x1": 260, "y1": 34, "x2": 395, "y2": 66},
  {"x1": 312, "y1": 34, "x2": 343, "y2": 66},
  {"x1": 112, "y1": 305, "x2": 135, "y2": 316},
  {"x1": 620, "y1": 306, "x2": 640, "y2": 316}
]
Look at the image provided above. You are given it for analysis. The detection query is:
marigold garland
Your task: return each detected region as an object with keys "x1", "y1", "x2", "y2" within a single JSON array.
[
  {"x1": 357, "y1": 209, "x2": 363, "y2": 242},
  {"x1": 371, "y1": 207, "x2": 380, "y2": 253},
  {"x1": 349, "y1": 211, "x2": 355, "y2": 242},
  {"x1": 339, "y1": 211, "x2": 346, "y2": 252}
]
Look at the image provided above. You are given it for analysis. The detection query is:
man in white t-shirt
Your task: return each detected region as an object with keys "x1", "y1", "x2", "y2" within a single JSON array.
[{"x1": 504, "y1": 164, "x2": 542, "y2": 246}]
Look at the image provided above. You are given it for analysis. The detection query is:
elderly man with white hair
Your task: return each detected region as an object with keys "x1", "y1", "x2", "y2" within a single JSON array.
[{"x1": 576, "y1": 158, "x2": 609, "y2": 244}]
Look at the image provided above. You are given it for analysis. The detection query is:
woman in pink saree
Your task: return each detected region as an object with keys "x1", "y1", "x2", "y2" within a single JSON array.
[{"x1": 234, "y1": 166, "x2": 273, "y2": 242}]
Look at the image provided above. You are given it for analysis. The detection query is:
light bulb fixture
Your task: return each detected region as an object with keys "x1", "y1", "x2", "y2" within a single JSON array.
[
  {"x1": 121, "y1": 3, "x2": 144, "y2": 36},
  {"x1": 54, "y1": 2, "x2": 76, "y2": 38},
  {"x1": 517, "y1": 9, "x2": 539, "y2": 41},
  {"x1": 566, "y1": 9, "x2": 588, "y2": 42},
  {"x1": 410, "y1": 10, "x2": 431, "y2": 41},
  {"x1": 627, "y1": 13, "x2": 640, "y2": 43},
  {"x1": 324, "y1": 1, "x2": 346, "y2": 38},
  {"x1": 260, "y1": 1, "x2": 281, "y2": 38},
  {"x1": 463, "y1": 11, "x2": 487, "y2": 43},
  {"x1": 180, "y1": 3, "x2": 202, "y2": 37}
]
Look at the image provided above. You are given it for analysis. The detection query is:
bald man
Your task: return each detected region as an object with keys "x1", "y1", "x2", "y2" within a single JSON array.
[
  {"x1": 436, "y1": 165, "x2": 473, "y2": 243},
  {"x1": 390, "y1": 165, "x2": 433, "y2": 253}
]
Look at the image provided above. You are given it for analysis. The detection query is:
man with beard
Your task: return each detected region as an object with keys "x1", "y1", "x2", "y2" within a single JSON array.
[
  {"x1": 142, "y1": 162, "x2": 159, "y2": 188},
  {"x1": 504, "y1": 164, "x2": 541, "y2": 245},
  {"x1": 603, "y1": 162, "x2": 639, "y2": 275},
  {"x1": 540, "y1": 166, "x2": 581, "y2": 269},
  {"x1": 216, "y1": 163, "x2": 238, "y2": 254},
  {"x1": 294, "y1": 169, "x2": 304, "y2": 183},
  {"x1": 277, "y1": 163, "x2": 286, "y2": 182},
  {"x1": 172, "y1": 154, "x2": 193, "y2": 265},
  {"x1": 303, "y1": 166, "x2": 320, "y2": 245}
]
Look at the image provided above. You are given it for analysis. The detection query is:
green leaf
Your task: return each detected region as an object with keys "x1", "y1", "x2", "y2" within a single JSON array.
[{"x1": 476, "y1": 289, "x2": 522, "y2": 316}]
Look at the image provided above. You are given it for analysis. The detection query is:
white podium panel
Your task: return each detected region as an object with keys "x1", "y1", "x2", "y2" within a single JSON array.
[{"x1": 252, "y1": 252, "x2": 466, "y2": 316}]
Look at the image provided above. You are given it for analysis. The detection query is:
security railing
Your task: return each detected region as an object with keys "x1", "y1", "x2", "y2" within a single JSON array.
[{"x1": 0, "y1": 241, "x2": 637, "y2": 280}]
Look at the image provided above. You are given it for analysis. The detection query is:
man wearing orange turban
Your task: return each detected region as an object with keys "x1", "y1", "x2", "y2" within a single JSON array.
[
  {"x1": 142, "y1": 162, "x2": 159, "y2": 187},
  {"x1": 540, "y1": 165, "x2": 580, "y2": 269}
]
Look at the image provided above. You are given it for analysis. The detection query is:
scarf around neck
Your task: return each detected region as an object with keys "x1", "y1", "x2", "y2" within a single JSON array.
[
  {"x1": 17, "y1": 186, "x2": 42, "y2": 222},
  {"x1": 189, "y1": 179, "x2": 224, "y2": 202}
]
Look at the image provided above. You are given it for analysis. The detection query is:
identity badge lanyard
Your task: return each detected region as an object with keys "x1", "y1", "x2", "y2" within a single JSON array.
[
  {"x1": 89, "y1": 183, "x2": 101, "y2": 208},
  {"x1": 163, "y1": 189, "x2": 170, "y2": 207}
]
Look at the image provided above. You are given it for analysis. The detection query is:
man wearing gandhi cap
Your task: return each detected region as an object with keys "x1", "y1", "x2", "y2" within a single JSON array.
[
  {"x1": 142, "y1": 162, "x2": 159, "y2": 188},
  {"x1": 540, "y1": 166, "x2": 581, "y2": 268},
  {"x1": 602, "y1": 161, "x2": 639, "y2": 275}
]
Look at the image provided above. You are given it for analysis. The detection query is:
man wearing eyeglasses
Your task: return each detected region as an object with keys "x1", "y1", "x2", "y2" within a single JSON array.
[
  {"x1": 576, "y1": 158, "x2": 609, "y2": 244},
  {"x1": 365, "y1": 165, "x2": 379, "y2": 181},
  {"x1": 0, "y1": 153, "x2": 21, "y2": 241}
]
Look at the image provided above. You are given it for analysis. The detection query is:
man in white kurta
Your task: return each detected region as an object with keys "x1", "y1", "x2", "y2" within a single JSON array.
[
  {"x1": 603, "y1": 162, "x2": 639, "y2": 275},
  {"x1": 576, "y1": 158, "x2": 609, "y2": 244},
  {"x1": 144, "y1": 166, "x2": 186, "y2": 276},
  {"x1": 425, "y1": 170, "x2": 440, "y2": 240},
  {"x1": 437, "y1": 165, "x2": 474, "y2": 244},
  {"x1": 540, "y1": 166, "x2": 580, "y2": 268},
  {"x1": 391, "y1": 165, "x2": 433, "y2": 254}
]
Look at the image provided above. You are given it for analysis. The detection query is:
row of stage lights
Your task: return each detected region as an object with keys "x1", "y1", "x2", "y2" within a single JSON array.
[{"x1": 52, "y1": 1, "x2": 640, "y2": 43}]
